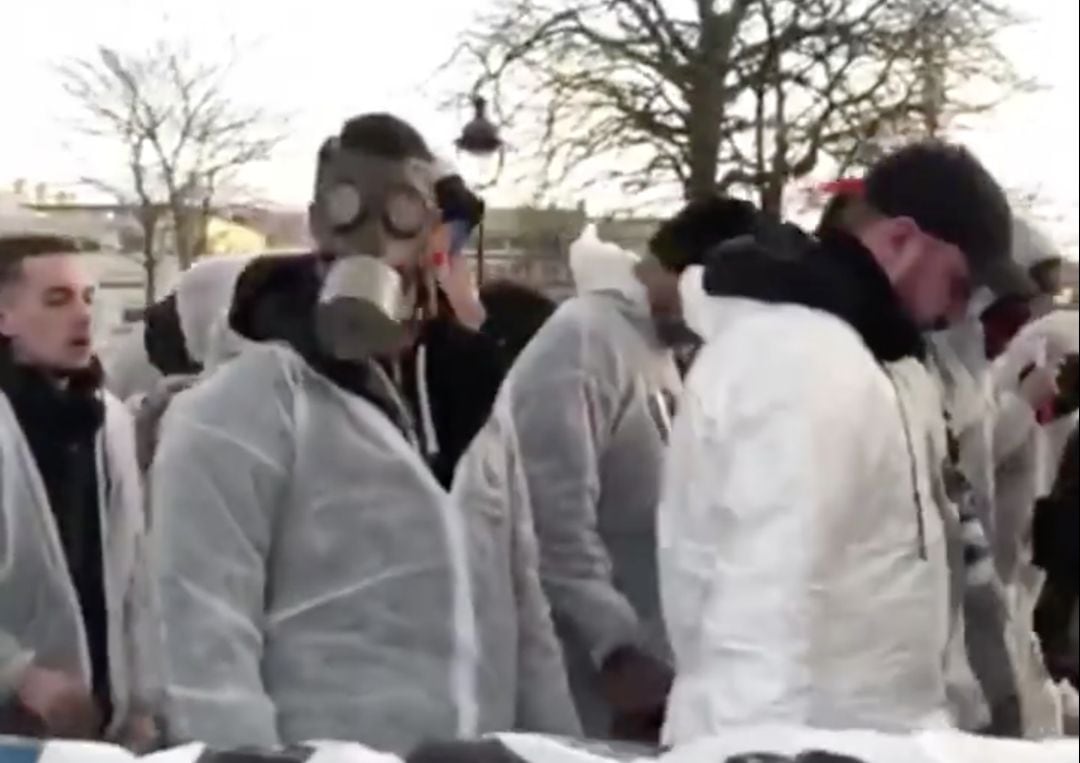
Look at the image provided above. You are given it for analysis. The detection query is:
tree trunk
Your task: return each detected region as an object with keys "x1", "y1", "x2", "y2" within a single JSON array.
[
  {"x1": 143, "y1": 253, "x2": 157, "y2": 308},
  {"x1": 759, "y1": 179, "x2": 785, "y2": 219},
  {"x1": 685, "y1": 3, "x2": 746, "y2": 200},
  {"x1": 173, "y1": 209, "x2": 195, "y2": 270},
  {"x1": 138, "y1": 208, "x2": 160, "y2": 307}
]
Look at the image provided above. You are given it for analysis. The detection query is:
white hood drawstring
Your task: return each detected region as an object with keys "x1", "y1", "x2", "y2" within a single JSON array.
[{"x1": 415, "y1": 342, "x2": 440, "y2": 460}]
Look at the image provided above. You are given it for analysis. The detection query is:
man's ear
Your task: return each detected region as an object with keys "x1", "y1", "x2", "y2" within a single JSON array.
[
  {"x1": 866, "y1": 216, "x2": 917, "y2": 266},
  {"x1": 0, "y1": 281, "x2": 18, "y2": 334},
  {"x1": 885, "y1": 216, "x2": 921, "y2": 251}
]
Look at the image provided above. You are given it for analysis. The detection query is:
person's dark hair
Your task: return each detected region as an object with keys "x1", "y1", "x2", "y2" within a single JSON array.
[
  {"x1": 816, "y1": 193, "x2": 858, "y2": 238},
  {"x1": 865, "y1": 140, "x2": 1012, "y2": 272},
  {"x1": 435, "y1": 174, "x2": 485, "y2": 229},
  {"x1": 312, "y1": 114, "x2": 435, "y2": 206},
  {"x1": 649, "y1": 197, "x2": 762, "y2": 273},
  {"x1": 0, "y1": 235, "x2": 80, "y2": 291},
  {"x1": 479, "y1": 279, "x2": 556, "y2": 362},
  {"x1": 337, "y1": 113, "x2": 434, "y2": 162},
  {"x1": 1055, "y1": 352, "x2": 1079, "y2": 420}
]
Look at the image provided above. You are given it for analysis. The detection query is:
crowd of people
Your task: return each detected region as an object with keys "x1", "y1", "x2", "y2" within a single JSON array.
[{"x1": 0, "y1": 112, "x2": 1076, "y2": 761}]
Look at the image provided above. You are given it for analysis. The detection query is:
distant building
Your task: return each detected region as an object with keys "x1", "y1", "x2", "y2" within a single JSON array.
[{"x1": 463, "y1": 206, "x2": 662, "y2": 301}]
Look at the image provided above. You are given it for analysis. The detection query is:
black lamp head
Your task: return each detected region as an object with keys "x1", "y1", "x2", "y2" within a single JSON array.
[{"x1": 455, "y1": 95, "x2": 502, "y2": 156}]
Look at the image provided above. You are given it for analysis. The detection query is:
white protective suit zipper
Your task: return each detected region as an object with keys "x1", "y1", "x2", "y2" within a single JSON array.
[
  {"x1": 886, "y1": 370, "x2": 929, "y2": 560},
  {"x1": 415, "y1": 342, "x2": 440, "y2": 460}
]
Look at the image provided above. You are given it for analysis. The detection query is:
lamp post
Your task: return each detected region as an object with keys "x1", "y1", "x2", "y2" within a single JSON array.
[{"x1": 455, "y1": 95, "x2": 503, "y2": 285}]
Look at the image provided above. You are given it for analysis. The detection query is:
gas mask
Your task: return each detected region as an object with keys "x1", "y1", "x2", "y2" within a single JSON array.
[{"x1": 310, "y1": 139, "x2": 440, "y2": 360}]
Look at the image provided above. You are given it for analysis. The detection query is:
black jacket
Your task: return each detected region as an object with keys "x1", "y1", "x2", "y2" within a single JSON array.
[
  {"x1": 702, "y1": 227, "x2": 924, "y2": 364},
  {"x1": 400, "y1": 313, "x2": 506, "y2": 488},
  {"x1": 0, "y1": 345, "x2": 112, "y2": 723}
]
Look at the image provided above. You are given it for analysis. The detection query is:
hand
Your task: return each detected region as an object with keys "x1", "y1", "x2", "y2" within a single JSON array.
[
  {"x1": 114, "y1": 712, "x2": 159, "y2": 753},
  {"x1": 600, "y1": 645, "x2": 674, "y2": 744},
  {"x1": 16, "y1": 666, "x2": 100, "y2": 739},
  {"x1": 437, "y1": 254, "x2": 487, "y2": 330},
  {"x1": 634, "y1": 257, "x2": 681, "y2": 316}
]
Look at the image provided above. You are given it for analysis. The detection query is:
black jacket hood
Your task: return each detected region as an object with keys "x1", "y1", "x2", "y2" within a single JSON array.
[
  {"x1": 702, "y1": 226, "x2": 925, "y2": 363},
  {"x1": 143, "y1": 292, "x2": 201, "y2": 377},
  {"x1": 227, "y1": 252, "x2": 414, "y2": 435}
]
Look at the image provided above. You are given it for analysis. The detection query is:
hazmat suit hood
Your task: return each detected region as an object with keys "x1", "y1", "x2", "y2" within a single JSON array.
[
  {"x1": 103, "y1": 254, "x2": 253, "y2": 400},
  {"x1": 995, "y1": 309, "x2": 1079, "y2": 392},
  {"x1": 173, "y1": 254, "x2": 256, "y2": 366},
  {"x1": 569, "y1": 224, "x2": 647, "y2": 307}
]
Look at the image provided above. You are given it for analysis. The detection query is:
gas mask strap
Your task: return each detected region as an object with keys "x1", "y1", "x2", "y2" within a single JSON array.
[{"x1": 370, "y1": 360, "x2": 420, "y2": 452}]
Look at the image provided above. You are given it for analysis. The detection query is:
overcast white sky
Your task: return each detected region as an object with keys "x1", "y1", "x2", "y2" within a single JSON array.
[{"x1": 2, "y1": 0, "x2": 1077, "y2": 254}]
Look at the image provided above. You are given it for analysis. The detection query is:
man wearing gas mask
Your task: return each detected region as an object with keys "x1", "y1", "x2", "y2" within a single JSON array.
[{"x1": 151, "y1": 114, "x2": 478, "y2": 754}]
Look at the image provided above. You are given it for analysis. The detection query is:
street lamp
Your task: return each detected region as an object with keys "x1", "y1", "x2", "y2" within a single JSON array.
[{"x1": 455, "y1": 95, "x2": 503, "y2": 285}]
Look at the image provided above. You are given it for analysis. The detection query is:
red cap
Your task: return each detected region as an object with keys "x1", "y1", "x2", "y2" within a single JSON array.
[{"x1": 819, "y1": 178, "x2": 865, "y2": 196}]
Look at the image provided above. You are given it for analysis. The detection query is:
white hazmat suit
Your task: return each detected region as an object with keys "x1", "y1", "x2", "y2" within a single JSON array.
[
  {"x1": 151, "y1": 342, "x2": 478, "y2": 753},
  {"x1": 989, "y1": 310, "x2": 1079, "y2": 736},
  {"x1": 103, "y1": 254, "x2": 255, "y2": 405},
  {"x1": 497, "y1": 226, "x2": 681, "y2": 734},
  {"x1": 0, "y1": 391, "x2": 162, "y2": 734},
  {"x1": 660, "y1": 265, "x2": 952, "y2": 745},
  {"x1": 450, "y1": 390, "x2": 582, "y2": 735}
]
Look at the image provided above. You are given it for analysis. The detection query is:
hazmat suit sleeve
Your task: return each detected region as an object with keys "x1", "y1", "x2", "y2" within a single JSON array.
[
  {"x1": 151, "y1": 360, "x2": 294, "y2": 748},
  {"x1": 962, "y1": 575, "x2": 1021, "y2": 734},
  {"x1": 509, "y1": 462, "x2": 584, "y2": 735},
  {"x1": 993, "y1": 392, "x2": 1038, "y2": 465},
  {"x1": 125, "y1": 530, "x2": 166, "y2": 718},
  {"x1": 507, "y1": 315, "x2": 638, "y2": 666},
  {"x1": 0, "y1": 631, "x2": 33, "y2": 702},
  {"x1": 101, "y1": 395, "x2": 167, "y2": 723},
  {"x1": 102, "y1": 329, "x2": 163, "y2": 404},
  {"x1": 0, "y1": 461, "x2": 32, "y2": 700}
]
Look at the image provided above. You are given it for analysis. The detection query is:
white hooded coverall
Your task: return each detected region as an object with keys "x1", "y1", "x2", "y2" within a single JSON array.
[
  {"x1": 450, "y1": 390, "x2": 583, "y2": 736},
  {"x1": 151, "y1": 343, "x2": 478, "y2": 753},
  {"x1": 0, "y1": 392, "x2": 162, "y2": 735},
  {"x1": 989, "y1": 310, "x2": 1080, "y2": 736},
  {"x1": 659, "y1": 267, "x2": 952, "y2": 745},
  {"x1": 496, "y1": 227, "x2": 681, "y2": 734},
  {"x1": 103, "y1": 254, "x2": 255, "y2": 405}
]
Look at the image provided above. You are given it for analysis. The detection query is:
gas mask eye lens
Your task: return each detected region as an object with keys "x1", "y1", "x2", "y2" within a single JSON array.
[
  {"x1": 384, "y1": 187, "x2": 429, "y2": 239},
  {"x1": 324, "y1": 183, "x2": 364, "y2": 229}
]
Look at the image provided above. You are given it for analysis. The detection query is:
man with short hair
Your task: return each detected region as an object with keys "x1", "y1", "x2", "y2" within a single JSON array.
[
  {"x1": 660, "y1": 141, "x2": 1028, "y2": 744},
  {"x1": 0, "y1": 233, "x2": 160, "y2": 749}
]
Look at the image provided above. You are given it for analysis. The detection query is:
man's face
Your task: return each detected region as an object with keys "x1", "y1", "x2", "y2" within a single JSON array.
[
  {"x1": 633, "y1": 257, "x2": 697, "y2": 346},
  {"x1": 863, "y1": 217, "x2": 973, "y2": 330},
  {"x1": 0, "y1": 255, "x2": 96, "y2": 371}
]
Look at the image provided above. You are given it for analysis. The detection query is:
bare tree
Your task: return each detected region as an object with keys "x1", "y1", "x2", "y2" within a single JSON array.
[
  {"x1": 59, "y1": 38, "x2": 285, "y2": 304},
  {"x1": 445, "y1": 0, "x2": 1027, "y2": 216}
]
